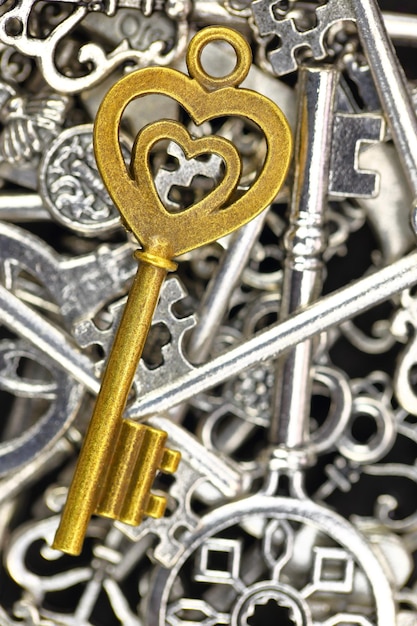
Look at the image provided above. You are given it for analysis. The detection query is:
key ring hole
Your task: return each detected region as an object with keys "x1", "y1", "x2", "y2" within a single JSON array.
[
  {"x1": 200, "y1": 41, "x2": 238, "y2": 78},
  {"x1": 186, "y1": 26, "x2": 251, "y2": 90}
]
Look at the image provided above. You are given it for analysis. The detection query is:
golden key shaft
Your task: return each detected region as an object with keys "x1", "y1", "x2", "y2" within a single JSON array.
[
  {"x1": 52, "y1": 25, "x2": 292, "y2": 555},
  {"x1": 53, "y1": 255, "x2": 178, "y2": 555}
]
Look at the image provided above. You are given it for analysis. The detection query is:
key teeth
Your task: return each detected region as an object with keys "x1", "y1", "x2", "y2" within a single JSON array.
[
  {"x1": 144, "y1": 493, "x2": 167, "y2": 519},
  {"x1": 95, "y1": 422, "x2": 181, "y2": 527},
  {"x1": 161, "y1": 448, "x2": 181, "y2": 474}
]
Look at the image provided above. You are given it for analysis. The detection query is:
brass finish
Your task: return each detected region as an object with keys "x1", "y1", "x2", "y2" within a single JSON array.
[
  {"x1": 53, "y1": 259, "x2": 177, "y2": 555},
  {"x1": 93, "y1": 26, "x2": 292, "y2": 258},
  {"x1": 96, "y1": 421, "x2": 180, "y2": 525},
  {"x1": 52, "y1": 25, "x2": 292, "y2": 556}
]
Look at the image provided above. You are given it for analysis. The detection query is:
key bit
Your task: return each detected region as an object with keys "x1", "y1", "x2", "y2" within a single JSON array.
[
  {"x1": 96, "y1": 421, "x2": 180, "y2": 525},
  {"x1": 52, "y1": 25, "x2": 292, "y2": 556}
]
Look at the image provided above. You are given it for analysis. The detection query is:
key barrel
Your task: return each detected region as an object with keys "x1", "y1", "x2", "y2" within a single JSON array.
[{"x1": 52, "y1": 25, "x2": 292, "y2": 555}]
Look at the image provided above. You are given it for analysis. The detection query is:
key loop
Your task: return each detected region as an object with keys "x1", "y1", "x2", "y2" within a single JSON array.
[{"x1": 186, "y1": 26, "x2": 251, "y2": 90}]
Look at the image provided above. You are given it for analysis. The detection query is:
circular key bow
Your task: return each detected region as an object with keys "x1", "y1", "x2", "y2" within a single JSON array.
[{"x1": 94, "y1": 25, "x2": 292, "y2": 260}]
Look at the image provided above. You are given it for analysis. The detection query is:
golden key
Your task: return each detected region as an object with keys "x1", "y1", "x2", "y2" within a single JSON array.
[{"x1": 52, "y1": 26, "x2": 292, "y2": 556}]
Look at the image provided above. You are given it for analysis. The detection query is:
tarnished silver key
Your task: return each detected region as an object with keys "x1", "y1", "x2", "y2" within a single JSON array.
[{"x1": 252, "y1": 0, "x2": 417, "y2": 227}]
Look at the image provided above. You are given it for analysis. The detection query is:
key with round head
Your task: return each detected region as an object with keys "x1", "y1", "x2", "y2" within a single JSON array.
[{"x1": 52, "y1": 25, "x2": 292, "y2": 556}]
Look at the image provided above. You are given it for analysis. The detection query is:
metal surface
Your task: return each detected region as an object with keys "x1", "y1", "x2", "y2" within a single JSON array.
[
  {"x1": 271, "y1": 65, "x2": 338, "y2": 450},
  {"x1": 0, "y1": 1, "x2": 416, "y2": 623},
  {"x1": 131, "y1": 250, "x2": 417, "y2": 418}
]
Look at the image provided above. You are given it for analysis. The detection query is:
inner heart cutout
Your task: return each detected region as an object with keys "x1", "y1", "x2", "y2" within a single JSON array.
[
  {"x1": 153, "y1": 137, "x2": 226, "y2": 213},
  {"x1": 133, "y1": 120, "x2": 241, "y2": 222}
]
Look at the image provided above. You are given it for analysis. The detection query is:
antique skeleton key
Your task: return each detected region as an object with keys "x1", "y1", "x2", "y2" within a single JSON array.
[{"x1": 52, "y1": 25, "x2": 292, "y2": 555}]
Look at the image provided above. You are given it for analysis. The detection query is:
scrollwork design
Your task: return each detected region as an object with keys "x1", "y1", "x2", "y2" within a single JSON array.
[
  {"x1": 4, "y1": 511, "x2": 147, "y2": 625},
  {"x1": 0, "y1": 0, "x2": 189, "y2": 93},
  {"x1": 317, "y1": 372, "x2": 417, "y2": 534}
]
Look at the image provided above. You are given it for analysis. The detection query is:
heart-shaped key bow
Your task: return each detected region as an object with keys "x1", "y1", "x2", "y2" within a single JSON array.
[
  {"x1": 94, "y1": 25, "x2": 292, "y2": 257},
  {"x1": 53, "y1": 25, "x2": 292, "y2": 556}
]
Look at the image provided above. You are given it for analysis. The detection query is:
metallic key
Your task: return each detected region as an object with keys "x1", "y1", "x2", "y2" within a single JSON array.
[
  {"x1": 271, "y1": 64, "x2": 339, "y2": 451},
  {"x1": 52, "y1": 25, "x2": 292, "y2": 555},
  {"x1": 252, "y1": 0, "x2": 417, "y2": 226},
  {"x1": 351, "y1": 0, "x2": 417, "y2": 231}
]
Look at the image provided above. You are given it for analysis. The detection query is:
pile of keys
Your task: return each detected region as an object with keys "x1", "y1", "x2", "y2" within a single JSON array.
[{"x1": 0, "y1": 0, "x2": 417, "y2": 623}]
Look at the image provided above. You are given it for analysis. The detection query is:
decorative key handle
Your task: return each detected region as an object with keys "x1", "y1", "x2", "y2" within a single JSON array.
[{"x1": 52, "y1": 26, "x2": 292, "y2": 555}]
